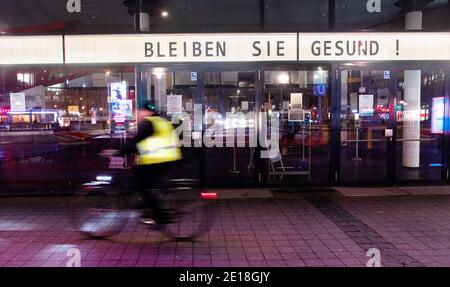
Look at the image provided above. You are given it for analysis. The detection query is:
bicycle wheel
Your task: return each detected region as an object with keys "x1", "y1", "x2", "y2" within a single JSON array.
[
  {"x1": 159, "y1": 188, "x2": 215, "y2": 241},
  {"x1": 67, "y1": 185, "x2": 130, "y2": 239}
]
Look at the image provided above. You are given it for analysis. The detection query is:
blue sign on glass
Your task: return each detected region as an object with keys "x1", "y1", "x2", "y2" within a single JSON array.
[
  {"x1": 384, "y1": 71, "x2": 390, "y2": 79},
  {"x1": 313, "y1": 84, "x2": 327, "y2": 97},
  {"x1": 191, "y1": 72, "x2": 198, "y2": 81}
]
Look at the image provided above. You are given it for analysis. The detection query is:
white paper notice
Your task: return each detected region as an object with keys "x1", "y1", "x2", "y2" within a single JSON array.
[
  {"x1": 186, "y1": 100, "x2": 193, "y2": 111},
  {"x1": 359, "y1": 94, "x2": 374, "y2": 116},
  {"x1": 290, "y1": 93, "x2": 303, "y2": 109},
  {"x1": 167, "y1": 95, "x2": 183, "y2": 114},
  {"x1": 10, "y1": 93, "x2": 26, "y2": 111}
]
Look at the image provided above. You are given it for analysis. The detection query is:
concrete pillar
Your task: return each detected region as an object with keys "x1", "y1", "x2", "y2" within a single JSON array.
[
  {"x1": 139, "y1": 12, "x2": 150, "y2": 32},
  {"x1": 134, "y1": 3, "x2": 150, "y2": 131},
  {"x1": 402, "y1": 7, "x2": 423, "y2": 168},
  {"x1": 144, "y1": 71, "x2": 152, "y2": 102},
  {"x1": 154, "y1": 73, "x2": 167, "y2": 113},
  {"x1": 402, "y1": 70, "x2": 421, "y2": 167},
  {"x1": 405, "y1": 10, "x2": 423, "y2": 30}
]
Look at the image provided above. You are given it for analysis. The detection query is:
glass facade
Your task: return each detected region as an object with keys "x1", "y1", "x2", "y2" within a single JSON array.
[
  {"x1": 0, "y1": 1, "x2": 450, "y2": 191},
  {"x1": 395, "y1": 70, "x2": 447, "y2": 181},
  {"x1": 4, "y1": 62, "x2": 447, "y2": 189},
  {"x1": 0, "y1": 65, "x2": 136, "y2": 191},
  {"x1": 338, "y1": 66, "x2": 449, "y2": 184},
  {"x1": 1, "y1": 66, "x2": 136, "y2": 132}
]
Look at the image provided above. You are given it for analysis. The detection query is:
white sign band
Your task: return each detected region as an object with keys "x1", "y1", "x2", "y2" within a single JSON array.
[
  {"x1": 0, "y1": 32, "x2": 449, "y2": 65},
  {"x1": 299, "y1": 32, "x2": 450, "y2": 61},
  {"x1": 0, "y1": 36, "x2": 64, "y2": 65},
  {"x1": 64, "y1": 33, "x2": 298, "y2": 64}
]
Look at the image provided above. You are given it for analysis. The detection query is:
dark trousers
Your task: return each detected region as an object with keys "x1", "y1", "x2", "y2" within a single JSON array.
[{"x1": 134, "y1": 162, "x2": 173, "y2": 216}]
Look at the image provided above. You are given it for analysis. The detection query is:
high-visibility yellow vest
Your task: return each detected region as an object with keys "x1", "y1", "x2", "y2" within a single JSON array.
[{"x1": 136, "y1": 116, "x2": 182, "y2": 165}]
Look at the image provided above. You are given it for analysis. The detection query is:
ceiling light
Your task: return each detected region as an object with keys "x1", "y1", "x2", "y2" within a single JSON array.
[{"x1": 277, "y1": 73, "x2": 290, "y2": 84}]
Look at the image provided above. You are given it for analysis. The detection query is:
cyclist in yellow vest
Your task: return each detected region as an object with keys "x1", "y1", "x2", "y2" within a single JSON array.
[{"x1": 121, "y1": 100, "x2": 182, "y2": 224}]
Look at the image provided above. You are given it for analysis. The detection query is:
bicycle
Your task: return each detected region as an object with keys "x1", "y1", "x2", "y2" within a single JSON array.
[{"x1": 66, "y1": 150, "x2": 218, "y2": 241}]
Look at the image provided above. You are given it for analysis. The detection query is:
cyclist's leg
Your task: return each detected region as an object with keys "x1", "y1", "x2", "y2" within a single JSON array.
[
  {"x1": 135, "y1": 163, "x2": 169, "y2": 221},
  {"x1": 135, "y1": 165, "x2": 153, "y2": 210},
  {"x1": 146, "y1": 162, "x2": 174, "y2": 223}
]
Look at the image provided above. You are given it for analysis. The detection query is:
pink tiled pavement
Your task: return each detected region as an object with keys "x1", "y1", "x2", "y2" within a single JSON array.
[{"x1": 0, "y1": 193, "x2": 450, "y2": 267}]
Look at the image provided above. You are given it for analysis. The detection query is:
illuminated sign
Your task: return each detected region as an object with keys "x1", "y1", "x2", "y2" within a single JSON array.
[
  {"x1": 109, "y1": 82, "x2": 127, "y2": 102},
  {"x1": 0, "y1": 107, "x2": 9, "y2": 115},
  {"x1": 1, "y1": 33, "x2": 449, "y2": 65},
  {"x1": 64, "y1": 33, "x2": 298, "y2": 63},
  {"x1": 298, "y1": 33, "x2": 450, "y2": 61},
  {"x1": 68, "y1": 106, "x2": 80, "y2": 114},
  {"x1": 0, "y1": 36, "x2": 63, "y2": 65},
  {"x1": 111, "y1": 100, "x2": 133, "y2": 118},
  {"x1": 314, "y1": 84, "x2": 327, "y2": 97},
  {"x1": 109, "y1": 81, "x2": 131, "y2": 133},
  {"x1": 432, "y1": 97, "x2": 445, "y2": 134}
]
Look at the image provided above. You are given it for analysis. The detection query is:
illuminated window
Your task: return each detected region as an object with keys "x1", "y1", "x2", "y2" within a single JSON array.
[{"x1": 17, "y1": 72, "x2": 35, "y2": 85}]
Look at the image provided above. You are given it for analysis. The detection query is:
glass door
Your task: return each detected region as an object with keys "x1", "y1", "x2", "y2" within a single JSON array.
[
  {"x1": 203, "y1": 71, "x2": 257, "y2": 186},
  {"x1": 263, "y1": 68, "x2": 331, "y2": 185},
  {"x1": 140, "y1": 66, "x2": 201, "y2": 181},
  {"x1": 338, "y1": 67, "x2": 448, "y2": 184},
  {"x1": 339, "y1": 69, "x2": 390, "y2": 183}
]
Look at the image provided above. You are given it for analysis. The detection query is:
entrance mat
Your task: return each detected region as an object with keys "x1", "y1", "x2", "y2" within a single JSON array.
[
  {"x1": 270, "y1": 187, "x2": 337, "y2": 194},
  {"x1": 209, "y1": 189, "x2": 274, "y2": 199},
  {"x1": 334, "y1": 187, "x2": 406, "y2": 197}
]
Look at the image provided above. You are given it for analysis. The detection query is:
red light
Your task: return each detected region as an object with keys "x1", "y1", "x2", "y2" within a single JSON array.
[
  {"x1": 201, "y1": 192, "x2": 218, "y2": 200},
  {"x1": 0, "y1": 107, "x2": 10, "y2": 115}
]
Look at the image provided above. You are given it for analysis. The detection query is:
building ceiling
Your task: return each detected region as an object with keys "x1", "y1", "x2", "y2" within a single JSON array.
[{"x1": 0, "y1": 0, "x2": 448, "y2": 33}]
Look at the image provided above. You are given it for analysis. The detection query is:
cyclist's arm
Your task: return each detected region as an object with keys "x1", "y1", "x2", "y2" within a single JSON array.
[{"x1": 120, "y1": 120, "x2": 154, "y2": 155}]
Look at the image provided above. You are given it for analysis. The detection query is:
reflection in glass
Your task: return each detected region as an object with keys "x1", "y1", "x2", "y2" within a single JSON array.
[{"x1": 396, "y1": 70, "x2": 445, "y2": 181}]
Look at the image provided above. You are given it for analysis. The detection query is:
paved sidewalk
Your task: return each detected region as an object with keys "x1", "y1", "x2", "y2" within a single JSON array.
[
  {"x1": 334, "y1": 186, "x2": 450, "y2": 197},
  {"x1": 1, "y1": 191, "x2": 450, "y2": 267}
]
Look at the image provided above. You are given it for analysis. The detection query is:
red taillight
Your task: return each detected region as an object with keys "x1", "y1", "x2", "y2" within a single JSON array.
[{"x1": 201, "y1": 192, "x2": 218, "y2": 200}]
